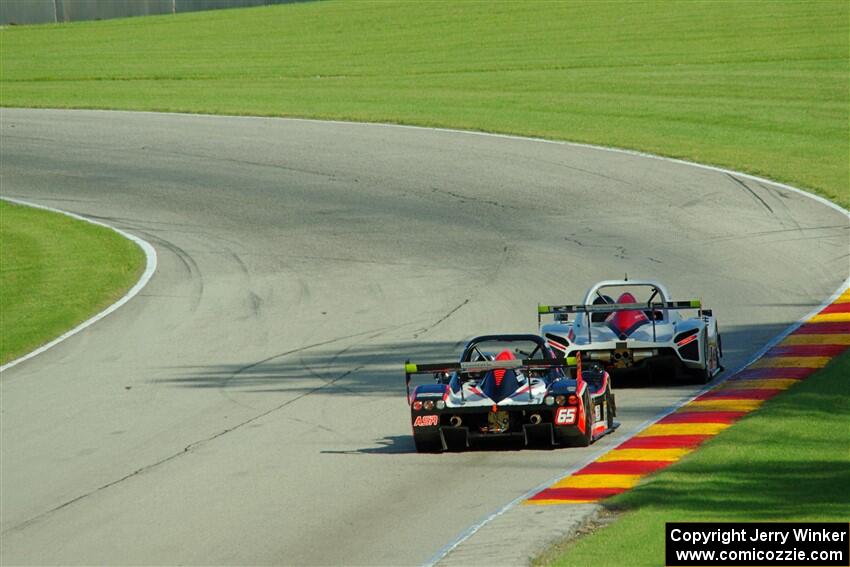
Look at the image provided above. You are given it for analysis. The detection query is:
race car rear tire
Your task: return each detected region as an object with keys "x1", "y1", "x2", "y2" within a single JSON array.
[
  {"x1": 414, "y1": 435, "x2": 443, "y2": 453},
  {"x1": 606, "y1": 387, "x2": 615, "y2": 429},
  {"x1": 686, "y1": 330, "x2": 713, "y2": 384},
  {"x1": 689, "y1": 365, "x2": 712, "y2": 384},
  {"x1": 572, "y1": 391, "x2": 593, "y2": 447}
]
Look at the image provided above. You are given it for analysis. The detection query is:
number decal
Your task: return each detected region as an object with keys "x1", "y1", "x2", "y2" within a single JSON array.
[{"x1": 555, "y1": 407, "x2": 577, "y2": 425}]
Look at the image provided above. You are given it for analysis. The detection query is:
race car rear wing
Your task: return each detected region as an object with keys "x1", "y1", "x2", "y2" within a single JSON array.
[
  {"x1": 404, "y1": 357, "x2": 576, "y2": 400},
  {"x1": 538, "y1": 300, "x2": 702, "y2": 316},
  {"x1": 538, "y1": 300, "x2": 710, "y2": 343}
]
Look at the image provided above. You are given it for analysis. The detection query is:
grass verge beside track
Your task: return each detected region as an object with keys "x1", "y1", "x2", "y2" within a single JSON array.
[
  {"x1": 1, "y1": 0, "x2": 847, "y2": 207},
  {"x1": 0, "y1": 200, "x2": 145, "y2": 365},
  {"x1": 535, "y1": 351, "x2": 850, "y2": 567}
]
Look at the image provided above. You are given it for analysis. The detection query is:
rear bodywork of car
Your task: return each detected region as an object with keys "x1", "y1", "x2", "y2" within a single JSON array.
[
  {"x1": 404, "y1": 334, "x2": 617, "y2": 452},
  {"x1": 538, "y1": 279, "x2": 722, "y2": 382}
]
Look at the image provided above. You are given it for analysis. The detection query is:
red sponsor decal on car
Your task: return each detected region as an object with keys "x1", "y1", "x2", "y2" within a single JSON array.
[
  {"x1": 555, "y1": 407, "x2": 577, "y2": 425},
  {"x1": 413, "y1": 415, "x2": 439, "y2": 427}
]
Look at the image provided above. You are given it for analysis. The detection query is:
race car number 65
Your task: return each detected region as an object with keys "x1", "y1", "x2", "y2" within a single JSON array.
[{"x1": 555, "y1": 407, "x2": 577, "y2": 425}]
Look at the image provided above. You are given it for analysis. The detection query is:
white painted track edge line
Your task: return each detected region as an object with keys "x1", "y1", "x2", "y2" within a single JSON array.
[{"x1": 0, "y1": 197, "x2": 158, "y2": 373}]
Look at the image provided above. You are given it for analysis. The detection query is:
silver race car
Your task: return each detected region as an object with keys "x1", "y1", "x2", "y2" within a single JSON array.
[{"x1": 538, "y1": 279, "x2": 722, "y2": 383}]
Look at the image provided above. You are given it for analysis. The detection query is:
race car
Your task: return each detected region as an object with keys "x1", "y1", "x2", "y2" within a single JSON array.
[
  {"x1": 404, "y1": 334, "x2": 617, "y2": 453},
  {"x1": 537, "y1": 279, "x2": 722, "y2": 383}
]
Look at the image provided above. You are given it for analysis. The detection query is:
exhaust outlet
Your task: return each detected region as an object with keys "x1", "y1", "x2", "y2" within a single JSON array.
[
  {"x1": 632, "y1": 349, "x2": 659, "y2": 362},
  {"x1": 449, "y1": 416, "x2": 462, "y2": 427},
  {"x1": 529, "y1": 413, "x2": 542, "y2": 425}
]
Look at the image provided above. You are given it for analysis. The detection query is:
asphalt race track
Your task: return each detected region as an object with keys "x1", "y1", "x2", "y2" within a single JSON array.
[{"x1": 1, "y1": 109, "x2": 847, "y2": 565}]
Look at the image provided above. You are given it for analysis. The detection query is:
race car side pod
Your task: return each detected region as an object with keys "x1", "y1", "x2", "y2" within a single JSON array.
[
  {"x1": 403, "y1": 357, "x2": 577, "y2": 401},
  {"x1": 538, "y1": 299, "x2": 704, "y2": 344}
]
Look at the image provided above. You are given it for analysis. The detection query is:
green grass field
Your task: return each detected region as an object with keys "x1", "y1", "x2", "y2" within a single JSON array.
[
  {"x1": 0, "y1": 201, "x2": 145, "y2": 365},
  {"x1": 536, "y1": 351, "x2": 850, "y2": 566},
  {"x1": 1, "y1": 0, "x2": 847, "y2": 207}
]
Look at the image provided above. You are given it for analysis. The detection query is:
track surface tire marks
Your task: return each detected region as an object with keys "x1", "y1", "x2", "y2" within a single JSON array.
[{"x1": 0, "y1": 109, "x2": 846, "y2": 565}]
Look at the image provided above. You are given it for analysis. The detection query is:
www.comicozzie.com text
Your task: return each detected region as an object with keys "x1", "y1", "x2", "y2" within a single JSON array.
[{"x1": 670, "y1": 527, "x2": 847, "y2": 546}]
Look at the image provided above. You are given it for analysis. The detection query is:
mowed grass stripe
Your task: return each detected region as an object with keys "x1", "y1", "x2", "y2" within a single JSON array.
[
  {"x1": 0, "y1": 201, "x2": 145, "y2": 365},
  {"x1": 1, "y1": 0, "x2": 847, "y2": 207}
]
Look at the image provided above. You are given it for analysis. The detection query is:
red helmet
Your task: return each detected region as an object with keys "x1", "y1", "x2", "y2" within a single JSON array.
[{"x1": 493, "y1": 349, "x2": 515, "y2": 385}]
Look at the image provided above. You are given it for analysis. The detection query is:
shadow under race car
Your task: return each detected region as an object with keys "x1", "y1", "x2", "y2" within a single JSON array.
[{"x1": 404, "y1": 334, "x2": 618, "y2": 453}]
